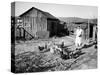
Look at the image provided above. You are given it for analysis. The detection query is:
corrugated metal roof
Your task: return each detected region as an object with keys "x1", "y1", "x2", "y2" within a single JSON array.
[{"x1": 19, "y1": 7, "x2": 58, "y2": 20}]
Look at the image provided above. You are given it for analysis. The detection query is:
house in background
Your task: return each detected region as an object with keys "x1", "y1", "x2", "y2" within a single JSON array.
[
  {"x1": 16, "y1": 7, "x2": 60, "y2": 39},
  {"x1": 72, "y1": 19, "x2": 97, "y2": 41}
]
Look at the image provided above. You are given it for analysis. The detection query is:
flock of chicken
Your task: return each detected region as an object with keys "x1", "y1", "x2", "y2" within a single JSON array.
[{"x1": 38, "y1": 40, "x2": 83, "y2": 60}]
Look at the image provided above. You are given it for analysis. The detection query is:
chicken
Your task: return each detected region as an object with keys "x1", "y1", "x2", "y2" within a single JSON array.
[{"x1": 38, "y1": 46, "x2": 45, "y2": 51}]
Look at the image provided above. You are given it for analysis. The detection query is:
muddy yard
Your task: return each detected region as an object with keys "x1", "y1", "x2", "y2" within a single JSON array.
[{"x1": 12, "y1": 36, "x2": 97, "y2": 73}]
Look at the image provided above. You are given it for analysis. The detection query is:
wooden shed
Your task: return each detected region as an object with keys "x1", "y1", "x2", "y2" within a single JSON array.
[{"x1": 16, "y1": 7, "x2": 60, "y2": 39}]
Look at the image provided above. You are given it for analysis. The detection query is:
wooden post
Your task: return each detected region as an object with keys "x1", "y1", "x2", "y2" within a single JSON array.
[
  {"x1": 88, "y1": 19, "x2": 90, "y2": 40},
  {"x1": 24, "y1": 17, "x2": 26, "y2": 40},
  {"x1": 93, "y1": 25, "x2": 96, "y2": 41}
]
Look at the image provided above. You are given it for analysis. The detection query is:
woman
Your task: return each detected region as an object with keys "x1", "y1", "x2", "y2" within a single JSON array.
[{"x1": 75, "y1": 26, "x2": 83, "y2": 50}]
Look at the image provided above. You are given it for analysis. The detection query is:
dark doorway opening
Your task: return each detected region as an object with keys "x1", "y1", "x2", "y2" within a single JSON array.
[
  {"x1": 50, "y1": 22, "x2": 55, "y2": 37},
  {"x1": 89, "y1": 25, "x2": 93, "y2": 38}
]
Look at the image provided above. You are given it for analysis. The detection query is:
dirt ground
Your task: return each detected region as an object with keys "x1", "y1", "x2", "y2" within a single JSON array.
[{"x1": 13, "y1": 36, "x2": 97, "y2": 73}]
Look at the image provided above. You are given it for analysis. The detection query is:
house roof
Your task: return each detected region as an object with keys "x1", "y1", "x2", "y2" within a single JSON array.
[
  {"x1": 19, "y1": 7, "x2": 58, "y2": 20},
  {"x1": 43, "y1": 12, "x2": 58, "y2": 20},
  {"x1": 72, "y1": 19, "x2": 97, "y2": 25}
]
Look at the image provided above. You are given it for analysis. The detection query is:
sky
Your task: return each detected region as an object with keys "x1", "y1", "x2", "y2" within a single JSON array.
[{"x1": 13, "y1": 2, "x2": 98, "y2": 19}]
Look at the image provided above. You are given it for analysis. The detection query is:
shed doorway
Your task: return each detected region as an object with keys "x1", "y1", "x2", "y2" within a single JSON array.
[
  {"x1": 89, "y1": 25, "x2": 93, "y2": 38},
  {"x1": 50, "y1": 22, "x2": 55, "y2": 37}
]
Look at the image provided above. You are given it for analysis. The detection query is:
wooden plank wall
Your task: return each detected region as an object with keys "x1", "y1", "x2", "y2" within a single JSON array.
[{"x1": 20, "y1": 8, "x2": 48, "y2": 39}]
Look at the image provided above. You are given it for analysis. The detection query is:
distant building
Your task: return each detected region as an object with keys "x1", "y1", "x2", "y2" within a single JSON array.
[{"x1": 72, "y1": 19, "x2": 97, "y2": 41}]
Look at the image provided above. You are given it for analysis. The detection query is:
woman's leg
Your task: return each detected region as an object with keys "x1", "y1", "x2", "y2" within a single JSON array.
[
  {"x1": 78, "y1": 38, "x2": 82, "y2": 49},
  {"x1": 75, "y1": 37, "x2": 79, "y2": 50}
]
